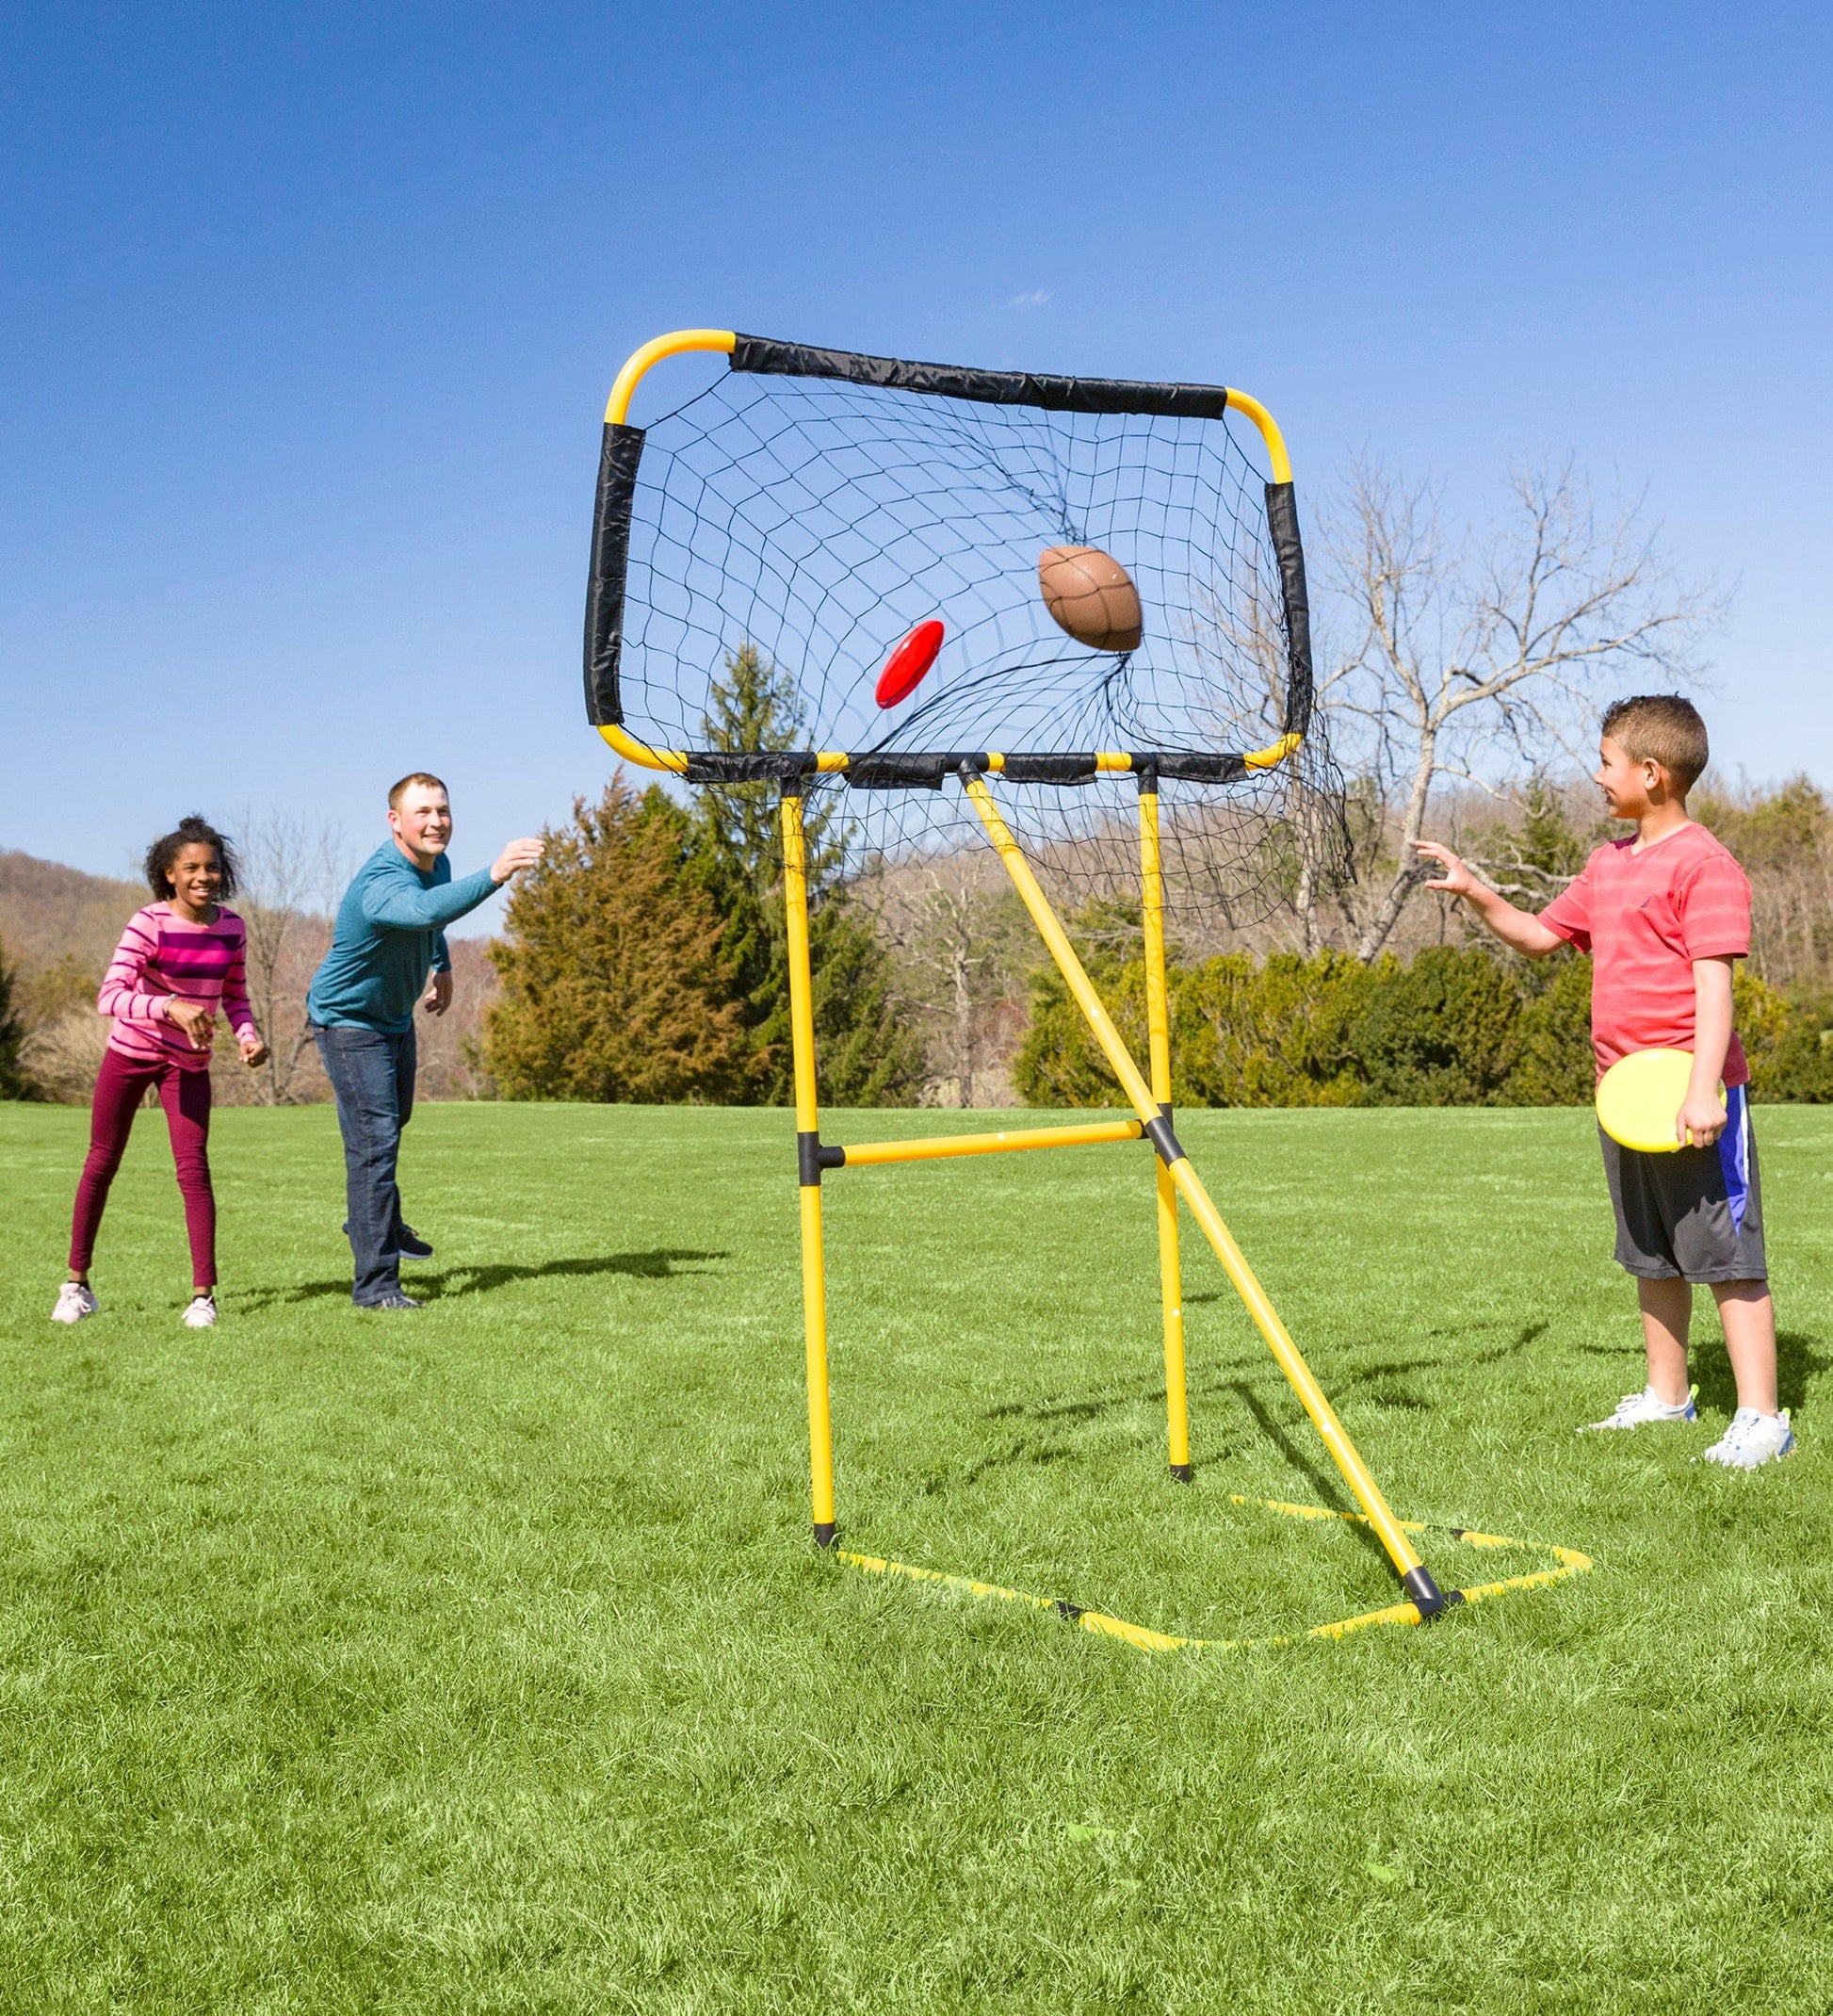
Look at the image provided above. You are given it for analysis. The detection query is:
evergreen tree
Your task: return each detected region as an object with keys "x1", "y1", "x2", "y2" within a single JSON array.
[
  {"x1": 0, "y1": 936, "x2": 31, "y2": 1100},
  {"x1": 690, "y1": 645, "x2": 922, "y2": 1106},
  {"x1": 484, "y1": 781, "x2": 753, "y2": 1102}
]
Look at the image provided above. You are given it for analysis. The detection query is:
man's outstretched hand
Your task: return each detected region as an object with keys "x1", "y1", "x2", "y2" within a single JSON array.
[{"x1": 491, "y1": 837, "x2": 543, "y2": 885}]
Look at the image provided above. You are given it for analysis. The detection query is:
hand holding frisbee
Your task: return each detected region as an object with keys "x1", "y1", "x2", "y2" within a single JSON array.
[{"x1": 1596, "y1": 1048, "x2": 1726, "y2": 1152}]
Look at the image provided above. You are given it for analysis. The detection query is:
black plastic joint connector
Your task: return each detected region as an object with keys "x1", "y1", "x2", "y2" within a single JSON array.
[
  {"x1": 1144, "y1": 1114, "x2": 1184, "y2": 1167},
  {"x1": 798, "y1": 1131, "x2": 848, "y2": 1183},
  {"x1": 1403, "y1": 1567, "x2": 1465, "y2": 1622},
  {"x1": 813, "y1": 1522, "x2": 835, "y2": 1549},
  {"x1": 1170, "y1": 1462, "x2": 1192, "y2": 1484}
]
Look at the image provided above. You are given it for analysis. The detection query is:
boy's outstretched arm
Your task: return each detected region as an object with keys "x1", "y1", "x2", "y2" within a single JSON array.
[{"x1": 1412, "y1": 842, "x2": 1565, "y2": 958}]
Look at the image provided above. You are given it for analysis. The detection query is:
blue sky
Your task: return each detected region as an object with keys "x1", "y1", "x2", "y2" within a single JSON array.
[{"x1": 4, "y1": 3, "x2": 1829, "y2": 917}]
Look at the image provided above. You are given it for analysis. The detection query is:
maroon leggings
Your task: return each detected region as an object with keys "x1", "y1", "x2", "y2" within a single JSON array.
[{"x1": 70, "y1": 1048, "x2": 216, "y2": 1289}]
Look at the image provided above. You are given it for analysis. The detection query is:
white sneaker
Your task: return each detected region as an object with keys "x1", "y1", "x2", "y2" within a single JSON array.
[
  {"x1": 51, "y1": 1281, "x2": 98, "y2": 1325},
  {"x1": 1580, "y1": 1384, "x2": 1699, "y2": 1433},
  {"x1": 182, "y1": 1294, "x2": 218, "y2": 1329},
  {"x1": 1700, "y1": 1408, "x2": 1795, "y2": 1469}
]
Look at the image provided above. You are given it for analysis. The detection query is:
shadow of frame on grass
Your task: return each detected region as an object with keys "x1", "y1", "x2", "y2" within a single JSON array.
[{"x1": 238, "y1": 1250, "x2": 728, "y2": 1310}]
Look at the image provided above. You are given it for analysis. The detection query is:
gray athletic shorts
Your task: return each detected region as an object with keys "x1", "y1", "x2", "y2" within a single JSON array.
[{"x1": 1598, "y1": 1084, "x2": 1767, "y2": 1284}]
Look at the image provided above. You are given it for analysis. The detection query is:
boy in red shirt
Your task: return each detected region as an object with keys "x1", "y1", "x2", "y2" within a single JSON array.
[{"x1": 1415, "y1": 694, "x2": 1793, "y2": 1468}]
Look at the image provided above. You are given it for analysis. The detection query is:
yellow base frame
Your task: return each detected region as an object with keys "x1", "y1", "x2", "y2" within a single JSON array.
[{"x1": 836, "y1": 1501, "x2": 1592, "y2": 1655}]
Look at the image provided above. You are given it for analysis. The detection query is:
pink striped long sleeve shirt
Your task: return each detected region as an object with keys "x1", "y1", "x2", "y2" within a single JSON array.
[{"x1": 98, "y1": 903, "x2": 258, "y2": 1070}]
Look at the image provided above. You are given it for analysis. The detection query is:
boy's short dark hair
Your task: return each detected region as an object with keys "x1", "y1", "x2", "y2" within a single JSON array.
[
  {"x1": 1600, "y1": 695, "x2": 1710, "y2": 793},
  {"x1": 388, "y1": 772, "x2": 448, "y2": 809}
]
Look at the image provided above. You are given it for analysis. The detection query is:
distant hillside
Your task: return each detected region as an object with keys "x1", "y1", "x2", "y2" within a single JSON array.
[{"x1": 0, "y1": 851, "x2": 145, "y2": 976}]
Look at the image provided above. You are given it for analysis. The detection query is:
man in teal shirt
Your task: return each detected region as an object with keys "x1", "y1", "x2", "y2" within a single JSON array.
[{"x1": 308, "y1": 772, "x2": 541, "y2": 1308}]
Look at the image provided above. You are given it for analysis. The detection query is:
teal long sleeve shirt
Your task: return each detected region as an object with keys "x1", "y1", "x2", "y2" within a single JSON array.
[{"x1": 306, "y1": 843, "x2": 499, "y2": 1033}]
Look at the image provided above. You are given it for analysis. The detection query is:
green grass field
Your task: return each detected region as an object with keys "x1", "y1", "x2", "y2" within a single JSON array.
[{"x1": 3, "y1": 1099, "x2": 1830, "y2": 2012}]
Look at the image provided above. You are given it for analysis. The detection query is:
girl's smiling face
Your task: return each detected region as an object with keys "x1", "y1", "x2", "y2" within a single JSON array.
[{"x1": 166, "y1": 842, "x2": 223, "y2": 916}]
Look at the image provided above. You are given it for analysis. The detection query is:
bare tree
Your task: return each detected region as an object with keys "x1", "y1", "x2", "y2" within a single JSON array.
[
  {"x1": 230, "y1": 808, "x2": 349, "y2": 1105},
  {"x1": 1316, "y1": 461, "x2": 1714, "y2": 960},
  {"x1": 871, "y1": 854, "x2": 1032, "y2": 1106}
]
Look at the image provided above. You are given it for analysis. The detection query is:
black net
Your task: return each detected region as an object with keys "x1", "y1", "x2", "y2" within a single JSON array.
[{"x1": 592, "y1": 351, "x2": 1350, "y2": 950}]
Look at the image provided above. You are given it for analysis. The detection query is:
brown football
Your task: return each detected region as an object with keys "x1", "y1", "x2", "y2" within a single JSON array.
[{"x1": 1037, "y1": 545, "x2": 1143, "y2": 652}]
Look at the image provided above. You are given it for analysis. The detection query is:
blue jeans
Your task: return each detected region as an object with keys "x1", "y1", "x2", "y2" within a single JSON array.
[{"x1": 312, "y1": 1021, "x2": 417, "y2": 1306}]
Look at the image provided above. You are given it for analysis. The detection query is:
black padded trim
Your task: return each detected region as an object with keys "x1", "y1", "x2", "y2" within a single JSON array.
[
  {"x1": 682, "y1": 750, "x2": 819, "y2": 785},
  {"x1": 1001, "y1": 754, "x2": 1098, "y2": 785},
  {"x1": 1265, "y1": 480, "x2": 1314, "y2": 737},
  {"x1": 583, "y1": 423, "x2": 644, "y2": 726},
  {"x1": 730, "y1": 334, "x2": 1232, "y2": 421},
  {"x1": 1151, "y1": 752, "x2": 1250, "y2": 784},
  {"x1": 844, "y1": 753, "x2": 953, "y2": 789},
  {"x1": 657, "y1": 746, "x2": 1268, "y2": 789}
]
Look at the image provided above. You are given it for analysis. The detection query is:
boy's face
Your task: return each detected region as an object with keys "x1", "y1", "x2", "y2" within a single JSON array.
[{"x1": 1594, "y1": 736, "x2": 1664, "y2": 820}]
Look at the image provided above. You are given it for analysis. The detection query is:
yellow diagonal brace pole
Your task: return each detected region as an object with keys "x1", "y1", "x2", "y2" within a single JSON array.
[
  {"x1": 781, "y1": 789, "x2": 835, "y2": 1548},
  {"x1": 1139, "y1": 780, "x2": 1192, "y2": 1482},
  {"x1": 963, "y1": 774, "x2": 1440, "y2": 1602}
]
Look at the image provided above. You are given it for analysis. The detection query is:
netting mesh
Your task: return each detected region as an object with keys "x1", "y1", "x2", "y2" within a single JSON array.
[{"x1": 606, "y1": 363, "x2": 1349, "y2": 948}]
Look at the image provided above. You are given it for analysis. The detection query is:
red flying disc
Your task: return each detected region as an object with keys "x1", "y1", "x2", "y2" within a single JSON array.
[{"x1": 874, "y1": 619, "x2": 945, "y2": 707}]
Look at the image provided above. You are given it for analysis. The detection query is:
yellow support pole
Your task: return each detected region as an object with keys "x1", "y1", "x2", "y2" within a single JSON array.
[
  {"x1": 781, "y1": 789, "x2": 835, "y2": 1547},
  {"x1": 1139, "y1": 779, "x2": 1192, "y2": 1482},
  {"x1": 962, "y1": 773, "x2": 1450, "y2": 1612},
  {"x1": 835, "y1": 1119, "x2": 1144, "y2": 1166}
]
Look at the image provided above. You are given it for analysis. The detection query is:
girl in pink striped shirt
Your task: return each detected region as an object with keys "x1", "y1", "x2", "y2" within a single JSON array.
[{"x1": 52, "y1": 817, "x2": 268, "y2": 1329}]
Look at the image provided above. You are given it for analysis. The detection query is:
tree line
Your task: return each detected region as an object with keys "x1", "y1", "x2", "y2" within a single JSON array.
[
  {"x1": 482, "y1": 647, "x2": 923, "y2": 1105},
  {"x1": 5, "y1": 458, "x2": 1827, "y2": 1108}
]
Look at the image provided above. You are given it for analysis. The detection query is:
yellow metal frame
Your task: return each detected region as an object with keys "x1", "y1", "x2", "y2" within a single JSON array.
[
  {"x1": 591, "y1": 335, "x2": 1591, "y2": 1648},
  {"x1": 779, "y1": 769, "x2": 1594, "y2": 1643},
  {"x1": 592, "y1": 330, "x2": 1305, "y2": 779},
  {"x1": 838, "y1": 1503, "x2": 1592, "y2": 1655},
  {"x1": 959, "y1": 775, "x2": 1428, "y2": 1590}
]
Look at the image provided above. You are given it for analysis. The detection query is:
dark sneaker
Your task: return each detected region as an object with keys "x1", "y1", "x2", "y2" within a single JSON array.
[
  {"x1": 342, "y1": 1220, "x2": 434, "y2": 1260},
  {"x1": 359, "y1": 1293, "x2": 423, "y2": 1311}
]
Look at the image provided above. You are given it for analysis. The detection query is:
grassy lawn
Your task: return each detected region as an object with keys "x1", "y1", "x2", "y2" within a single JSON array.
[{"x1": 2, "y1": 1097, "x2": 1830, "y2": 2012}]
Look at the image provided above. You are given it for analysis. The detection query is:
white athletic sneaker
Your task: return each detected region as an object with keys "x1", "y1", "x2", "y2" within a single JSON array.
[
  {"x1": 51, "y1": 1281, "x2": 98, "y2": 1325},
  {"x1": 182, "y1": 1294, "x2": 218, "y2": 1329},
  {"x1": 1700, "y1": 1407, "x2": 1795, "y2": 1469},
  {"x1": 1579, "y1": 1384, "x2": 1699, "y2": 1433}
]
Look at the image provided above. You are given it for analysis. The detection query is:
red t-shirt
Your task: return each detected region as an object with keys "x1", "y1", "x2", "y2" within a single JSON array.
[{"x1": 1538, "y1": 822, "x2": 1752, "y2": 1085}]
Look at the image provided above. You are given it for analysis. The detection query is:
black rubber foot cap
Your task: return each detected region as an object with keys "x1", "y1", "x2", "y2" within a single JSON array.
[
  {"x1": 1402, "y1": 1566, "x2": 1465, "y2": 1622},
  {"x1": 813, "y1": 1522, "x2": 836, "y2": 1549},
  {"x1": 1170, "y1": 1463, "x2": 1192, "y2": 1483}
]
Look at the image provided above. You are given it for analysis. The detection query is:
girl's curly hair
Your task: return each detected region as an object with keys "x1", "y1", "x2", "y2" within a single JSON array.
[{"x1": 145, "y1": 815, "x2": 240, "y2": 902}]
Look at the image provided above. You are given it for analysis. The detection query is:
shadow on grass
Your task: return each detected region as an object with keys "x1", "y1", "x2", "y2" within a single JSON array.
[
  {"x1": 1580, "y1": 1324, "x2": 1827, "y2": 1417},
  {"x1": 1695, "y1": 1329, "x2": 1827, "y2": 1418},
  {"x1": 239, "y1": 1250, "x2": 728, "y2": 1311}
]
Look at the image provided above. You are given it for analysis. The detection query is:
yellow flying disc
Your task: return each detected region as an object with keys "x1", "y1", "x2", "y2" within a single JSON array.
[{"x1": 1596, "y1": 1048, "x2": 1722, "y2": 1153}]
